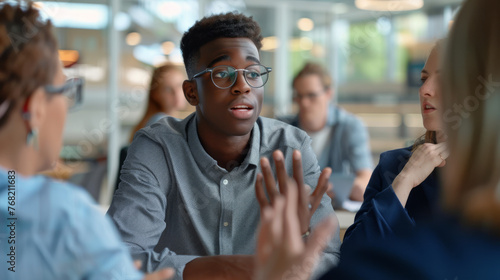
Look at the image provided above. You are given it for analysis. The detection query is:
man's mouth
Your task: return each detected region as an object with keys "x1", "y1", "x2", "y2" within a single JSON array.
[
  {"x1": 229, "y1": 104, "x2": 254, "y2": 119},
  {"x1": 231, "y1": 105, "x2": 253, "y2": 111}
]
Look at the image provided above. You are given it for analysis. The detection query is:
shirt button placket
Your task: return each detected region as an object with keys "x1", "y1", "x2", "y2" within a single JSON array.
[{"x1": 220, "y1": 177, "x2": 232, "y2": 254}]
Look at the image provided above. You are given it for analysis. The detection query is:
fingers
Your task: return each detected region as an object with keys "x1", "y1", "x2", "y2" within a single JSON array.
[
  {"x1": 272, "y1": 150, "x2": 288, "y2": 195},
  {"x1": 412, "y1": 142, "x2": 449, "y2": 167},
  {"x1": 326, "y1": 182, "x2": 335, "y2": 200},
  {"x1": 260, "y1": 157, "x2": 279, "y2": 202},
  {"x1": 292, "y1": 150, "x2": 309, "y2": 214},
  {"x1": 134, "y1": 260, "x2": 142, "y2": 270},
  {"x1": 303, "y1": 215, "x2": 338, "y2": 263},
  {"x1": 310, "y1": 168, "x2": 332, "y2": 214},
  {"x1": 255, "y1": 206, "x2": 275, "y2": 265},
  {"x1": 436, "y1": 142, "x2": 449, "y2": 159},
  {"x1": 283, "y1": 177, "x2": 304, "y2": 255},
  {"x1": 143, "y1": 268, "x2": 175, "y2": 280},
  {"x1": 435, "y1": 142, "x2": 449, "y2": 167},
  {"x1": 271, "y1": 195, "x2": 286, "y2": 250},
  {"x1": 255, "y1": 173, "x2": 270, "y2": 210}
]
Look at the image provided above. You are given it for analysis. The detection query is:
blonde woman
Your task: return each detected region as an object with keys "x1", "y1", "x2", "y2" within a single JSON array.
[
  {"x1": 342, "y1": 40, "x2": 447, "y2": 248},
  {"x1": 254, "y1": 0, "x2": 500, "y2": 278}
]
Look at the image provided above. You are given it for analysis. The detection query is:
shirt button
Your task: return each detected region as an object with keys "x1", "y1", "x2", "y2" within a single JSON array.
[
  {"x1": 223, "y1": 179, "x2": 228, "y2": 185},
  {"x1": 224, "y1": 222, "x2": 229, "y2": 227}
]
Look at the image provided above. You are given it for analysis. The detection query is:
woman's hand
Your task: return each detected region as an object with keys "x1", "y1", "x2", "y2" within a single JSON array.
[{"x1": 392, "y1": 142, "x2": 449, "y2": 206}]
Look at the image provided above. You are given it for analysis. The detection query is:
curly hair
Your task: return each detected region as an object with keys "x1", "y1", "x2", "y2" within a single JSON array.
[
  {"x1": 292, "y1": 62, "x2": 332, "y2": 91},
  {"x1": 180, "y1": 12, "x2": 263, "y2": 79},
  {"x1": 0, "y1": 2, "x2": 59, "y2": 129}
]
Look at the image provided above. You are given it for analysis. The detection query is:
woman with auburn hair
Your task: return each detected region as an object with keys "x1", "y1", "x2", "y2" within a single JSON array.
[
  {"x1": 129, "y1": 64, "x2": 186, "y2": 143},
  {"x1": 0, "y1": 3, "x2": 171, "y2": 279},
  {"x1": 253, "y1": 0, "x2": 500, "y2": 278}
]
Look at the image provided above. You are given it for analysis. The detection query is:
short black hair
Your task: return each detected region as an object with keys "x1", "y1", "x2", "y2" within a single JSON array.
[{"x1": 180, "y1": 12, "x2": 263, "y2": 79}]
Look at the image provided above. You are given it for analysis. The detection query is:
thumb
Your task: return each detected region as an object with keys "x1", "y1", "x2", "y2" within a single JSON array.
[
  {"x1": 303, "y1": 215, "x2": 337, "y2": 262},
  {"x1": 143, "y1": 268, "x2": 175, "y2": 280},
  {"x1": 134, "y1": 260, "x2": 142, "y2": 270}
]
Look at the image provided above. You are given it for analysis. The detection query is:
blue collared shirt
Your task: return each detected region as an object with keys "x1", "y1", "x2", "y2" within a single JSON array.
[
  {"x1": 108, "y1": 113, "x2": 341, "y2": 279},
  {"x1": 0, "y1": 169, "x2": 142, "y2": 280},
  {"x1": 279, "y1": 104, "x2": 373, "y2": 174}
]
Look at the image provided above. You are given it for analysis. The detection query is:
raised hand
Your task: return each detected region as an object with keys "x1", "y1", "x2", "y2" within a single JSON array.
[
  {"x1": 255, "y1": 150, "x2": 331, "y2": 234},
  {"x1": 254, "y1": 177, "x2": 337, "y2": 280}
]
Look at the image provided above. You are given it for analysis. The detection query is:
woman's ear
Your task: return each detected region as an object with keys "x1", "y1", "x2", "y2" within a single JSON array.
[
  {"x1": 183, "y1": 80, "x2": 199, "y2": 106},
  {"x1": 25, "y1": 88, "x2": 47, "y2": 130}
]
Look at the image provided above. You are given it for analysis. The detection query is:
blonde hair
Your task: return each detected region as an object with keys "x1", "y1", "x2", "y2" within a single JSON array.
[{"x1": 441, "y1": 0, "x2": 500, "y2": 232}]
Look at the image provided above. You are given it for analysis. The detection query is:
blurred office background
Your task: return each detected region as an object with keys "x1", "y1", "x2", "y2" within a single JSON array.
[{"x1": 34, "y1": 0, "x2": 462, "y2": 204}]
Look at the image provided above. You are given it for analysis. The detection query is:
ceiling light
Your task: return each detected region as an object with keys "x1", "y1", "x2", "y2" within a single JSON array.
[
  {"x1": 126, "y1": 32, "x2": 141, "y2": 46},
  {"x1": 297, "y1": 18, "x2": 314, "y2": 32},
  {"x1": 261, "y1": 36, "x2": 279, "y2": 51},
  {"x1": 355, "y1": 0, "x2": 423, "y2": 11},
  {"x1": 161, "y1": 41, "x2": 176, "y2": 55}
]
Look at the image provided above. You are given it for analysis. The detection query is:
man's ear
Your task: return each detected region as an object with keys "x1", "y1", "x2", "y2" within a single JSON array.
[
  {"x1": 325, "y1": 87, "x2": 334, "y2": 101},
  {"x1": 183, "y1": 80, "x2": 199, "y2": 106}
]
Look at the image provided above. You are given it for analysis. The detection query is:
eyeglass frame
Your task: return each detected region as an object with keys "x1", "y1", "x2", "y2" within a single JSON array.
[
  {"x1": 191, "y1": 64, "x2": 272, "y2": 89},
  {"x1": 44, "y1": 77, "x2": 84, "y2": 111}
]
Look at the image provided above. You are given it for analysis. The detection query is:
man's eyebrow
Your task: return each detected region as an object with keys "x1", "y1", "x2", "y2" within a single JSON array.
[
  {"x1": 207, "y1": 55, "x2": 230, "y2": 68},
  {"x1": 421, "y1": 69, "x2": 429, "y2": 75},
  {"x1": 247, "y1": 56, "x2": 260, "y2": 64}
]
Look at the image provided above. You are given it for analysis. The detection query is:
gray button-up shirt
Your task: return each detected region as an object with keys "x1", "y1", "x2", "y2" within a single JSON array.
[{"x1": 107, "y1": 113, "x2": 340, "y2": 279}]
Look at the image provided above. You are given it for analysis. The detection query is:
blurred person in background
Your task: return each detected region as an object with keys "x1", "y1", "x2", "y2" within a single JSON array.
[
  {"x1": 341, "y1": 40, "x2": 447, "y2": 249},
  {"x1": 254, "y1": 0, "x2": 500, "y2": 278},
  {"x1": 129, "y1": 63, "x2": 187, "y2": 143},
  {"x1": 0, "y1": 3, "x2": 171, "y2": 279},
  {"x1": 279, "y1": 62, "x2": 373, "y2": 202},
  {"x1": 116, "y1": 64, "x2": 187, "y2": 190}
]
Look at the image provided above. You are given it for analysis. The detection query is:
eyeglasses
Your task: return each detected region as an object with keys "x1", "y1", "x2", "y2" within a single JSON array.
[
  {"x1": 191, "y1": 64, "x2": 272, "y2": 89},
  {"x1": 293, "y1": 91, "x2": 326, "y2": 102},
  {"x1": 44, "y1": 77, "x2": 84, "y2": 111}
]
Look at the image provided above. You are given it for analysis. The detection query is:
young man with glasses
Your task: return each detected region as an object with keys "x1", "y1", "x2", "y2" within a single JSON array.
[
  {"x1": 279, "y1": 62, "x2": 373, "y2": 202},
  {"x1": 108, "y1": 13, "x2": 340, "y2": 280}
]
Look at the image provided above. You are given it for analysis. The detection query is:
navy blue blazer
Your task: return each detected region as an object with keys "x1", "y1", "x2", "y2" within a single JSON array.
[
  {"x1": 321, "y1": 215, "x2": 500, "y2": 280},
  {"x1": 342, "y1": 146, "x2": 441, "y2": 250}
]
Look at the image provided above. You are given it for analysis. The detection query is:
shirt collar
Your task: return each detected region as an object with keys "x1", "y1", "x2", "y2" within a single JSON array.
[
  {"x1": 241, "y1": 119, "x2": 260, "y2": 168},
  {"x1": 326, "y1": 104, "x2": 340, "y2": 126},
  {"x1": 186, "y1": 113, "x2": 260, "y2": 173}
]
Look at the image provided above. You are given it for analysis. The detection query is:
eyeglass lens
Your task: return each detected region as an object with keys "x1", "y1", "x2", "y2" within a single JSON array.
[{"x1": 211, "y1": 65, "x2": 269, "y2": 88}]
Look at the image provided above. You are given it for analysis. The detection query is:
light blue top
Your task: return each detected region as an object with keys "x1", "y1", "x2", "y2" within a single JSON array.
[
  {"x1": 108, "y1": 113, "x2": 341, "y2": 280},
  {"x1": 0, "y1": 168, "x2": 143, "y2": 280},
  {"x1": 279, "y1": 104, "x2": 373, "y2": 174}
]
